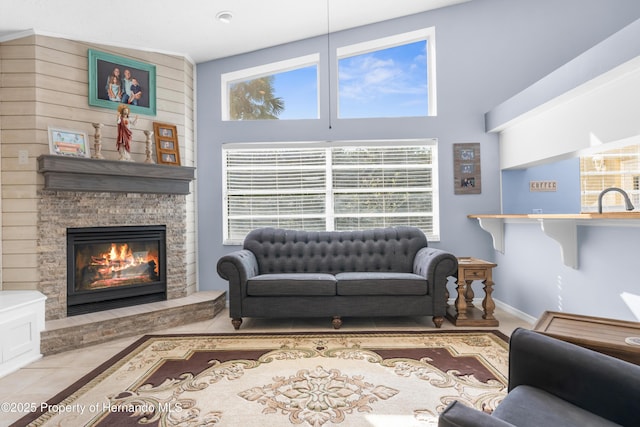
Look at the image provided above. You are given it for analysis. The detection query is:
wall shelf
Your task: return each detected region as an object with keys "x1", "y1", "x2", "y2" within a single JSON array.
[
  {"x1": 38, "y1": 155, "x2": 195, "y2": 195},
  {"x1": 468, "y1": 213, "x2": 640, "y2": 269}
]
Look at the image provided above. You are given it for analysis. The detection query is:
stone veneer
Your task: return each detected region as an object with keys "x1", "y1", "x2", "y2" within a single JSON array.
[
  {"x1": 38, "y1": 190, "x2": 190, "y2": 320},
  {"x1": 41, "y1": 291, "x2": 226, "y2": 355}
]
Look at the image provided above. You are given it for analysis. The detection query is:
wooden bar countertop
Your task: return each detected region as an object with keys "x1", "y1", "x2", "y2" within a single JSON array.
[{"x1": 468, "y1": 213, "x2": 640, "y2": 219}]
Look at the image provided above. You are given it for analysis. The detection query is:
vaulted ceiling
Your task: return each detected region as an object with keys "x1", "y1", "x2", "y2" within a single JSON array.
[{"x1": 0, "y1": 0, "x2": 470, "y2": 63}]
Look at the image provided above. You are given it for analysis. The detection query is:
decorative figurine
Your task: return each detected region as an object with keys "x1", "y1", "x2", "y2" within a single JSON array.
[
  {"x1": 91, "y1": 123, "x2": 104, "y2": 159},
  {"x1": 116, "y1": 104, "x2": 138, "y2": 161}
]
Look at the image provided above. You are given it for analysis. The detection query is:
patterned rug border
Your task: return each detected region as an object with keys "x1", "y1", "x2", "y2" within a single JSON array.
[{"x1": 13, "y1": 329, "x2": 508, "y2": 426}]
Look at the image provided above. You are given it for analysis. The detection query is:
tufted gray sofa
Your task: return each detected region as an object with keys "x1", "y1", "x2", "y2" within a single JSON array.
[{"x1": 216, "y1": 226, "x2": 458, "y2": 329}]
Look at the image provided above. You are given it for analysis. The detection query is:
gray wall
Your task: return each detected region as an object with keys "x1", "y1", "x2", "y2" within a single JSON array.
[
  {"x1": 196, "y1": 0, "x2": 640, "y2": 311},
  {"x1": 493, "y1": 224, "x2": 640, "y2": 321}
]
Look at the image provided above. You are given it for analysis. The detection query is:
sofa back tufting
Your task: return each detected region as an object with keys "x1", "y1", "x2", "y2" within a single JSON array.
[{"x1": 243, "y1": 227, "x2": 428, "y2": 275}]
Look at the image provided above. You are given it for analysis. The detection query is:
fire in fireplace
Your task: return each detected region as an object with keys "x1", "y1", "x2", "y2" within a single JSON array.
[
  {"x1": 67, "y1": 225, "x2": 167, "y2": 316},
  {"x1": 76, "y1": 242, "x2": 160, "y2": 289}
]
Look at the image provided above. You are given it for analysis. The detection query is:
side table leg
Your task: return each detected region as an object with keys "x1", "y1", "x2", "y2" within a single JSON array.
[
  {"x1": 455, "y1": 278, "x2": 468, "y2": 320},
  {"x1": 444, "y1": 284, "x2": 451, "y2": 312},
  {"x1": 464, "y1": 279, "x2": 475, "y2": 307},
  {"x1": 482, "y1": 279, "x2": 496, "y2": 320}
]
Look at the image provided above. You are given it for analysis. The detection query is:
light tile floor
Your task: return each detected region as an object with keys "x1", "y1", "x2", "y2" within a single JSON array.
[{"x1": 0, "y1": 307, "x2": 532, "y2": 426}]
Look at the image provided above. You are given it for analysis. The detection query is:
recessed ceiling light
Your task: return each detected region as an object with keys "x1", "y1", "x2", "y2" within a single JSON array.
[{"x1": 216, "y1": 11, "x2": 233, "y2": 24}]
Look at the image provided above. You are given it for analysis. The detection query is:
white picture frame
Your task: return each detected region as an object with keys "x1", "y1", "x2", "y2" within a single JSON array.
[{"x1": 48, "y1": 127, "x2": 90, "y2": 158}]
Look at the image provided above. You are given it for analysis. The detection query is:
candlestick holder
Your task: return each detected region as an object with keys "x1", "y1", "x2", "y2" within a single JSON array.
[
  {"x1": 91, "y1": 123, "x2": 104, "y2": 159},
  {"x1": 143, "y1": 130, "x2": 155, "y2": 164}
]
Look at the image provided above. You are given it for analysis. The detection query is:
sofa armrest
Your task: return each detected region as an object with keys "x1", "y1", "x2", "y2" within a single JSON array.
[
  {"x1": 217, "y1": 250, "x2": 259, "y2": 317},
  {"x1": 438, "y1": 401, "x2": 515, "y2": 427},
  {"x1": 508, "y1": 328, "x2": 640, "y2": 426},
  {"x1": 413, "y1": 247, "x2": 458, "y2": 310}
]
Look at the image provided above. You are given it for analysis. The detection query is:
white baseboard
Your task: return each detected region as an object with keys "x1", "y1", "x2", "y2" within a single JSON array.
[
  {"x1": 447, "y1": 297, "x2": 536, "y2": 325},
  {"x1": 493, "y1": 298, "x2": 536, "y2": 325}
]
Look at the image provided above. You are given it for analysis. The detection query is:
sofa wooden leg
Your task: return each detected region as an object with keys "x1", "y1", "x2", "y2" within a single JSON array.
[
  {"x1": 332, "y1": 316, "x2": 342, "y2": 329},
  {"x1": 433, "y1": 316, "x2": 444, "y2": 328},
  {"x1": 231, "y1": 318, "x2": 243, "y2": 330}
]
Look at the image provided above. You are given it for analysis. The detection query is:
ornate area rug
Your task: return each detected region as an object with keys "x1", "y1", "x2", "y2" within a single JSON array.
[{"x1": 16, "y1": 331, "x2": 509, "y2": 427}]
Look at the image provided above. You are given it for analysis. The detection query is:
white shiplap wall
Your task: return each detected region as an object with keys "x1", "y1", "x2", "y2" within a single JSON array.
[{"x1": 0, "y1": 34, "x2": 197, "y2": 294}]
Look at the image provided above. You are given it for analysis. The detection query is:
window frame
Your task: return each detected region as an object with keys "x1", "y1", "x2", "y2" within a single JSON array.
[
  {"x1": 220, "y1": 54, "x2": 320, "y2": 121},
  {"x1": 221, "y1": 139, "x2": 440, "y2": 245},
  {"x1": 336, "y1": 27, "x2": 437, "y2": 118}
]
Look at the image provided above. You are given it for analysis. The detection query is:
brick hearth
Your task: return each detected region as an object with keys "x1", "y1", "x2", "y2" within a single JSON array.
[{"x1": 41, "y1": 291, "x2": 226, "y2": 355}]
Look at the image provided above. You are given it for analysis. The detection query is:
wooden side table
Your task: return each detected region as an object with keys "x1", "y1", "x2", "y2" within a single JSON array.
[
  {"x1": 533, "y1": 311, "x2": 640, "y2": 365},
  {"x1": 445, "y1": 257, "x2": 499, "y2": 326}
]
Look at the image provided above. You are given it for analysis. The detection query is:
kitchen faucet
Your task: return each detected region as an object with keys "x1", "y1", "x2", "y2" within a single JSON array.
[{"x1": 597, "y1": 187, "x2": 635, "y2": 213}]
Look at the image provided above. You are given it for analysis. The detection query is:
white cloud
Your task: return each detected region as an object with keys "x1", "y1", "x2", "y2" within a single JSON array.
[{"x1": 338, "y1": 50, "x2": 426, "y2": 103}]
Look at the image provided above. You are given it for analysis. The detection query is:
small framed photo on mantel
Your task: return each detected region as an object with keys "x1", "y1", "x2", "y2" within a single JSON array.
[
  {"x1": 453, "y1": 142, "x2": 481, "y2": 195},
  {"x1": 153, "y1": 122, "x2": 181, "y2": 166},
  {"x1": 48, "y1": 127, "x2": 90, "y2": 158}
]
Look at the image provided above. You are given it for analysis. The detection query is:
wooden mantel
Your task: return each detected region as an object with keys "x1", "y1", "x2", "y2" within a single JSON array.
[
  {"x1": 38, "y1": 155, "x2": 195, "y2": 195},
  {"x1": 468, "y1": 213, "x2": 640, "y2": 269}
]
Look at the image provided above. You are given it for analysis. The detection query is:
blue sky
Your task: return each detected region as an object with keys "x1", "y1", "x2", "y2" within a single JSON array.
[
  {"x1": 271, "y1": 40, "x2": 428, "y2": 120},
  {"x1": 338, "y1": 40, "x2": 428, "y2": 118},
  {"x1": 272, "y1": 66, "x2": 318, "y2": 119}
]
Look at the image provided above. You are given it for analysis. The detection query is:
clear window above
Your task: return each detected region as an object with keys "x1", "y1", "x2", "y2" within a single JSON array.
[
  {"x1": 222, "y1": 54, "x2": 319, "y2": 121},
  {"x1": 337, "y1": 28, "x2": 436, "y2": 119},
  {"x1": 220, "y1": 28, "x2": 436, "y2": 122}
]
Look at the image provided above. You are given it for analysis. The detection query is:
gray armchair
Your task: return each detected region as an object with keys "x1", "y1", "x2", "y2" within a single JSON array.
[{"x1": 438, "y1": 328, "x2": 640, "y2": 427}]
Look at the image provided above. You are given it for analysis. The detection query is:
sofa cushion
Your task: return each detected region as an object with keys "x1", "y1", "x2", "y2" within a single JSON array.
[
  {"x1": 247, "y1": 273, "x2": 337, "y2": 296},
  {"x1": 492, "y1": 385, "x2": 621, "y2": 427},
  {"x1": 335, "y1": 272, "x2": 427, "y2": 296}
]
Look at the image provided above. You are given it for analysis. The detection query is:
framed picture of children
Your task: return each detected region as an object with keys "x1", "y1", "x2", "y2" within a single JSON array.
[
  {"x1": 88, "y1": 49, "x2": 156, "y2": 116},
  {"x1": 153, "y1": 122, "x2": 181, "y2": 166}
]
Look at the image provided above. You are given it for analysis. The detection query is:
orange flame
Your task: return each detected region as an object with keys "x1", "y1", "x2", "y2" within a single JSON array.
[{"x1": 88, "y1": 243, "x2": 159, "y2": 277}]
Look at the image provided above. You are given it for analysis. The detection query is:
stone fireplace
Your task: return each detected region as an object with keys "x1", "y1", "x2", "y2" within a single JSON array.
[
  {"x1": 37, "y1": 155, "x2": 196, "y2": 321},
  {"x1": 39, "y1": 190, "x2": 189, "y2": 320},
  {"x1": 33, "y1": 155, "x2": 228, "y2": 355}
]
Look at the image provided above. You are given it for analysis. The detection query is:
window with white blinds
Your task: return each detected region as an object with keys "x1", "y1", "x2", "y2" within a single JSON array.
[{"x1": 222, "y1": 140, "x2": 439, "y2": 244}]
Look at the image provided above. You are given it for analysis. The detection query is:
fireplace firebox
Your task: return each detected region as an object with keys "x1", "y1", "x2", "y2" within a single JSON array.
[{"x1": 67, "y1": 225, "x2": 167, "y2": 316}]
